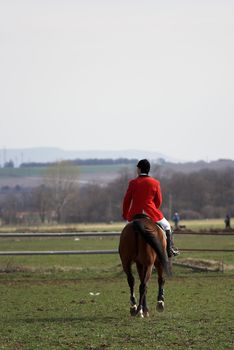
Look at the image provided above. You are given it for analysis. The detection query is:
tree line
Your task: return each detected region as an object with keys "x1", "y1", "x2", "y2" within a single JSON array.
[
  {"x1": 19, "y1": 158, "x2": 138, "y2": 168},
  {"x1": 0, "y1": 162, "x2": 233, "y2": 225}
]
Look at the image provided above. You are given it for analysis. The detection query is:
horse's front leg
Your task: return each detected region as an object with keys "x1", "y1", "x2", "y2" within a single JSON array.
[{"x1": 155, "y1": 264, "x2": 165, "y2": 312}]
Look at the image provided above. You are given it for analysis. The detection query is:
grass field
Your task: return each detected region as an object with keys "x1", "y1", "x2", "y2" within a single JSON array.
[
  {"x1": 0, "y1": 218, "x2": 230, "y2": 233},
  {"x1": 0, "y1": 222, "x2": 233, "y2": 349},
  {"x1": 0, "y1": 164, "x2": 131, "y2": 179}
]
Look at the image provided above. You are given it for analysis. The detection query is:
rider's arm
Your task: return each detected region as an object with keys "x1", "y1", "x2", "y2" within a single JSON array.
[
  {"x1": 154, "y1": 182, "x2": 162, "y2": 209},
  {"x1": 122, "y1": 181, "x2": 133, "y2": 220}
]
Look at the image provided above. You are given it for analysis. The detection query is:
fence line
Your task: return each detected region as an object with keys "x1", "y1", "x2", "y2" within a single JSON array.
[
  {"x1": 0, "y1": 248, "x2": 234, "y2": 256},
  {"x1": 0, "y1": 250, "x2": 118, "y2": 256},
  {"x1": 0, "y1": 231, "x2": 233, "y2": 256},
  {"x1": 0, "y1": 231, "x2": 233, "y2": 238},
  {"x1": 0, "y1": 232, "x2": 120, "y2": 238}
]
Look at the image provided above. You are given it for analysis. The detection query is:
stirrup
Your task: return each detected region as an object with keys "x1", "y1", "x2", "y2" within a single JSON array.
[{"x1": 171, "y1": 248, "x2": 180, "y2": 257}]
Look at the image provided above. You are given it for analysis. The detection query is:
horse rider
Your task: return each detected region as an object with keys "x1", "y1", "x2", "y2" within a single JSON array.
[{"x1": 122, "y1": 159, "x2": 179, "y2": 257}]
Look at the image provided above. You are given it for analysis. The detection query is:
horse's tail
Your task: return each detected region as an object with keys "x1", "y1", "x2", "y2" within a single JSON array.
[{"x1": 132, "y1": 219, "x2": 169, "y2": 275}]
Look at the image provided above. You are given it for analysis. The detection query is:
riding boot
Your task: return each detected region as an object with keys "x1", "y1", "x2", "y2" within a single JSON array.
[{"x1": 165, "y1": 230, "x2": 180, "y2": 257}]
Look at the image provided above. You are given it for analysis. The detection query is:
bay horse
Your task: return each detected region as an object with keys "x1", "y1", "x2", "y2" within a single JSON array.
[{"x1": 119, "y1": 215, "x2": 169, "y2": 318}]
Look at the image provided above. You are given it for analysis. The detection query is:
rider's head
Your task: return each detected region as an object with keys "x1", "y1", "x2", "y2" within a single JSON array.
[{"x1": 137, "y1": 159, "x2": 150, "y2": 174}]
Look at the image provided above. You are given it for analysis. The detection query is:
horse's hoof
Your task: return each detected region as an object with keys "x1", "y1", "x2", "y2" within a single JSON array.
[
  {"x1": 137, "y1": 309, "x2": 144, "y2": 318},
  {"x1": 130, "y1": 305, "x2": 137, "y2": 316},
  {"x1": 156, "y1": 300, "x2": 164, "y2": 312},
  {"x1": 143, "y1": 311, "x2": 150, "y2": 318}
]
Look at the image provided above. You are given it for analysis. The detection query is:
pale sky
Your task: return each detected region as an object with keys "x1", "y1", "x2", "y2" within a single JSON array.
[{"x1": 0, "y1": 0, "x2": 234, "y2": 161}]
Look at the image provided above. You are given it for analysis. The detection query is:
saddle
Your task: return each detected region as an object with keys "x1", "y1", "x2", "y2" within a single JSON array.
[
  {"x1": 133, "y1": 213, "x2": 150, "y2": 220},
  {"x1": 133, "y1": 213, "x2": 166, "y2": 238},
  {"x1": 133, "y1": 214, "x2": 164, "y2": 229}
]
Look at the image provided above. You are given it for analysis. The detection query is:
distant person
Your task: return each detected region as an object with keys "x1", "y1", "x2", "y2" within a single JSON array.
[
  {"x1": 172, "y1": 212, "x2": 180, "y2": 230},
  {"x1": 122, "y1": 159, "x2": 179, "y2": 257},
  {"x1": 224, "y1": 214, "x2": 231, "y2": 229}
]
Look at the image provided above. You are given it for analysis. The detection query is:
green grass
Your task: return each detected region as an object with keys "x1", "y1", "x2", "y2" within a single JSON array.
[
  {"x1": 178, "y1": 218, "x2": 228, "y2": 231},
  {"x1": 0, "y1": 167, "x2": 46, "y2": 178},
  {"x1": 0, "y1": 271, "x2": 233, "y2": 349},
  {"x1": 0, "y1": 232, "x2": 233, "y2": 271},
  {"x1": 0, "y1": 223, "x2": 233, "y2": 349},
  {"x1": 0, "y1": 164, "x2": 132, "y2": 178},
  {"x1": 0, "y1": 218, "x2": 230, "y2": 233},
  {"x1": 0, "y1": 222, "x2": 125, "y2": 233}
]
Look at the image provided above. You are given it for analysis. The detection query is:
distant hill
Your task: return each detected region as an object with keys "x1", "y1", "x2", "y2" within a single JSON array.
[
  {"x1": 153, "y1": 159, "x2": 234, "y2": 176},
  {"x1": 0, "y1": 156, "x2": 233, "y2": 189},
  {"x1": 0, "y1": 147, "x2": 177, "y2": 166}
]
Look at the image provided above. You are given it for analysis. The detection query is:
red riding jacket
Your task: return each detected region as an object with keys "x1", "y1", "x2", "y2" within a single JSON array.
[{"x1": 122, "y1": 175, "x2": 164, "y2": 222}]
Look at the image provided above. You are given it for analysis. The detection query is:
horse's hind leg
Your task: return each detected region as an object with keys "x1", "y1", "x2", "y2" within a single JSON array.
[
  {"x1": 137, "y1": 263, "x2": 152, "y2": 318},
  {"x1": 155, "y1": 264, "x2": 165, "y2": 312},
  {"x1": 124, "y1": 264, "x2": 137, "y2": 316}
]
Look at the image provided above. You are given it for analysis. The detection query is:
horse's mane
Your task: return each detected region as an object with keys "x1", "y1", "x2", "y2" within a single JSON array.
[{"x1": 132, "y1": 218, "x2": 169, "y2": 275}]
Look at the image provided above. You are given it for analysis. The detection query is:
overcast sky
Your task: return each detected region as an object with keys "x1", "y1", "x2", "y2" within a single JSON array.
[{"x1": 0, "y1": 0, "x2": 233, "y2": 162}]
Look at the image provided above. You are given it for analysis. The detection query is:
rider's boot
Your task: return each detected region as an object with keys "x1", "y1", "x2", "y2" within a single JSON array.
[{"x1": 165, "y1": 230, "x2": 180, "y2": 257}]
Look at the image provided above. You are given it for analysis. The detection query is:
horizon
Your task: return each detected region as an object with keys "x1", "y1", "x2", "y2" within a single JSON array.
[{"x1": 0, "y1": 146, "x2": 233, "y2": 165}]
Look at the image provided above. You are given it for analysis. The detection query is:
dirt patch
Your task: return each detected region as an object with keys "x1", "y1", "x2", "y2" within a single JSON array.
[{"x1": 174, "y1": 258, "x2": 229, "y2": 272}]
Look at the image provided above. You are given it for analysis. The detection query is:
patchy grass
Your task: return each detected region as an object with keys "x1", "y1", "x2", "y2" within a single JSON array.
[
  {"x1": 0, "y1": 270, "x2": 233, "y2": 350},
  {"x1": 0, "y1": 222, "x2": 233, "y2": 349}
]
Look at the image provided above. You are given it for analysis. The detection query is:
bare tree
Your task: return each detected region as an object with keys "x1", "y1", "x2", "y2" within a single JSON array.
[
  {"x1": 43, "y1": 161, "x2": 79, "y2": 223},
  {"x1": 32, "y1": 185, "x2": 52, "y2": 223},
  {"x1": 0, "y1": 193, "x2": 21, "y2": 224}
]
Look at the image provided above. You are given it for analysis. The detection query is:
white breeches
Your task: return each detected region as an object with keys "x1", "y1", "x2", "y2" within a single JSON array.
[{"x1": 156, "y1": 217, "x2": 171, "y2": 231}]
